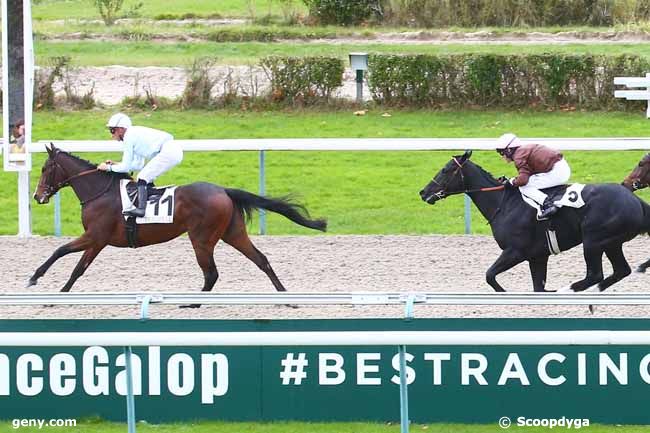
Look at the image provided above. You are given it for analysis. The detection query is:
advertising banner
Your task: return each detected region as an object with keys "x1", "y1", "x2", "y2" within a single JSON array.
[{"x1": 0, "y1": 319, "x2": 648, "y2": 425}]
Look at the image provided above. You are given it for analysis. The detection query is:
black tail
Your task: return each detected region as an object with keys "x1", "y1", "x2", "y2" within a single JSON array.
[{"x1": 225, "y1": 188, "x2": 327, "y2": 232}]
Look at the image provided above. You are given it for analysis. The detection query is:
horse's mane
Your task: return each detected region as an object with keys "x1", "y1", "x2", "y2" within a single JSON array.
[
  {"x1": 56, "y1": 149, "x2": 131, "y2": 180},
  {"x1": 466, "y1": 159, "x2": 500, "y2": 187},
  {"x1": 55, "y1": 148, "x2": 97, "y2": 169}
]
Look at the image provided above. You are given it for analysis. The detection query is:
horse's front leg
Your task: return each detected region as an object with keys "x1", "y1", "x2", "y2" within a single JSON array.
[
  {"x1": 486, "y1": 249, "x2": 526, "y2": 292},
  {"x1": 529, "y1": 255, "x2": 553, "y2": 292},
  {"x1": 27, "y1": 235, "x2": 94, "y2": 287},
  {"x1": 60, "y1": 244, "x2": 106, "y2": 292}
]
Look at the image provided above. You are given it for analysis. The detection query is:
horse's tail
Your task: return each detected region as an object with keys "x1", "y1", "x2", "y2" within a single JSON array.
[{"x1": 225, "y1": 188, "x2": 327, "y2": 232}]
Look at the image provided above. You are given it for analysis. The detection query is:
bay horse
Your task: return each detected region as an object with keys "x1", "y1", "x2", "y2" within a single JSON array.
[
  {"x1": 30, "y1": 144, "x2": 327, "y2": 296},
  {"x1": 419, "y1": 150, "x2": 650, "y2": 293},
  {"x1": 622, "y1": 152, "x2": 650, "y2": 273},
  {"x1": 623, "y1": 153, "x2": 650, "y2": 192}
]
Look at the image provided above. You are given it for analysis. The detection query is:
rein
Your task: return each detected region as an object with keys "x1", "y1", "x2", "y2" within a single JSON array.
[
  {"x1": 54, "y1": 168, "x2": 98, "y2": 190},
  {"x1": 47, "y1": 156, "x2": 115, "y2": 205},
  {"x1": 430, "y1": 156, "x2": 507, "y2": 224},
  {"x1": 431, "y1": 157, "x2": 506, "y2": 198},
  {"x1": 458, "y1": 185, "x2": 506, "y2": 194}
]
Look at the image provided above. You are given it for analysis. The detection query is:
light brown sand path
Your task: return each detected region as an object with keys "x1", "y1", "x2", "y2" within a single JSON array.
[{"x1": 1, "y1": 235, "x2": 648, "y2": 319}]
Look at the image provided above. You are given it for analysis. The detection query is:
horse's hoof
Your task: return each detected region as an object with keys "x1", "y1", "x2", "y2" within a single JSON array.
[
  {"x1": 25, "y1": 279, "x2": 36, "y2": 288},
  {"x1": 179, "y1": 304, "x2": 202, "y2": 309},
  {"x1": 636, "y1": 267, "x2": 647, "y2": 274}
]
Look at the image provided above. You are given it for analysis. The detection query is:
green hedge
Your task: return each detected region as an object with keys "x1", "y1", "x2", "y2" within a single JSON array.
[
  {"x1": 368, "y1": 53, "x2": 650, "y2": 109},
  {"x1": 382, "y1": 0, "x2": 650, "y2": 27},
  {"x1": 303, "y1": 0, "x2": 650, "y2": 27},
  {"x1": 302, "y1": 0, "x2": 383, "y2": 25},
  {"x1": 260, "y1": 56, "x2": 344, "y2": 105}
]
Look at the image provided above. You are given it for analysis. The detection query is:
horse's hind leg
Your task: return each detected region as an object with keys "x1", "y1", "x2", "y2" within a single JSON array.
[
  {"x1": 28, "y1": 235, "x2": 94, "y2": 287},
  {"x1": 190, "y1": 237, "x2": 219, "y2": 292},
  {"x1": 636, "y1": 258, "x2": 650, "y2": 273},
  {"x1": 529, "y1": 256, "x2": 552, "y2": 292},
  {"x1": 223, "y1": 228, "x2": 287, "y2": 292},
  {"x1": 179, "y1": 236, "x2": 219, "y2": 309},
  {"x1": 568, "y1": 244, "x2": 604, "y2": 292},
  {"x1": 598, "y1": 244, "x2": 632, "y2": 292},
  {"x1": 60, "y1": 244, "x2": 105, "y2": 292}
]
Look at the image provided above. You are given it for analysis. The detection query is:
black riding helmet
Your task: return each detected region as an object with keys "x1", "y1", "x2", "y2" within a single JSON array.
[{"x1": 495, "y1": 133, "x2": 521, "y2": 159}]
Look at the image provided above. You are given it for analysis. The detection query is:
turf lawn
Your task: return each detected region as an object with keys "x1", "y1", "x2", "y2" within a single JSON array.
[{"x1": 1, "y1": 109, "x2": 648, "y2": 236}]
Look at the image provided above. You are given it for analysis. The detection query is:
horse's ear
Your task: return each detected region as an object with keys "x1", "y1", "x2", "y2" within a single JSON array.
[
  {"x1": 462, "y1": 150, "x2": 473, "y2": 160},
  {"x1": 45, "y1": 143, "x2": 53, "y2": 156}
]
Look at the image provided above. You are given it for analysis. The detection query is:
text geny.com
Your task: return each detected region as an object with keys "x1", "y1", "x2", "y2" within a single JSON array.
[{"x1": 12, "y1": 419, "x2": 76, "y2": 429}]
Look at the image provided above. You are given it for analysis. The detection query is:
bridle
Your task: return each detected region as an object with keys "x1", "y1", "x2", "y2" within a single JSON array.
[
  {"x1": 630, "y1": 178, "x2": 649, "y2": 191},
  {"x1": 42, "y1": 152, "x2": 113, "y2": 205},
  {"x1": 427, "y1": 156, "x2": 505, "y2": 201},
  {"x1": 628, "y1": 158, "x2": 650, "y2": 191}
]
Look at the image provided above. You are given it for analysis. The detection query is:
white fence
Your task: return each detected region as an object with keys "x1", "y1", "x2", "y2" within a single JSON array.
[
  {"x1": 3, "y1": 291, "x2": 650, "y2": 306},
  {"x1": 6, "y1": 138, "x2": 650, "y2": 236},
  {"x1": 4, "y1": 137, "x2": 650, "y2": 153}
]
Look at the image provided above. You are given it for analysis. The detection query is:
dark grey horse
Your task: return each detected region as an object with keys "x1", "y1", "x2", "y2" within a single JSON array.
[{"x1": 419, "y1": 151, "x2": 650, "y2": 293}]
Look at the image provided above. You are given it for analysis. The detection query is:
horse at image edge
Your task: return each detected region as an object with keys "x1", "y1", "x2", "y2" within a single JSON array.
[{"x1": 420, "y1": 150, "x2": 650, "y2": 293}]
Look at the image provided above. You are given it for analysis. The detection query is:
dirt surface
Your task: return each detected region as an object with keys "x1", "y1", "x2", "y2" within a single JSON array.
[
  {"x1": 1, "y1": 234, "x2": 649, "y2": 319},
  {"x1": 37, "y1": 65, "x2": 370, "y2": 105}
]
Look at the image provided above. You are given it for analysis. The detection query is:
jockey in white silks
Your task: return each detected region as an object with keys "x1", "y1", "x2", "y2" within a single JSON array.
[{"x1": 97, "y1": 113, "x2": 183, "y2": 217}]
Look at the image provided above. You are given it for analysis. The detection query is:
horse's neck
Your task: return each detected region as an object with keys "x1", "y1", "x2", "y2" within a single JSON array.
[
  {"x1": 60, "y1": 157, "x2": 115, "y2": 204},
  {"x1": 464, "y1": 166, "x2": 505, "y2": 222}
]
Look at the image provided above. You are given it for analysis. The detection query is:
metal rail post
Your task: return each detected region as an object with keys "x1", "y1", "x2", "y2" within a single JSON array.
[
  {"x1": 124, "y1": 345, "x2": 136, "y2": 433},
  {"x1": 464, "y1": 194, "x2": 472, "y2": 234},
  {"x1": 259, "y1": 150, "x2": 266, "y2": 235},
  {"x1": 54, "y1": 192, "x2": 61, "y2": 236},
  {"x1": 398, "y1": 294, "x2": 417, "y2": 433},
  {"x1": 123, "y1": 295, "x2": 155, "y2": 433}
]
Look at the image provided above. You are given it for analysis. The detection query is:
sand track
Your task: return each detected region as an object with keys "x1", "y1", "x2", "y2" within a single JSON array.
[{"x1": 1, "y1": 234, "x2": 649, "y2": 319}]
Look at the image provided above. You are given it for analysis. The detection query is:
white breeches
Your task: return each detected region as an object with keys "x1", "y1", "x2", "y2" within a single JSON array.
[
  {"x1": 136, "y1": 140, "x2": 183, "y2": 183},
  {"x1": 518, "y1": 158, "x2": 571, "y2": 205}
]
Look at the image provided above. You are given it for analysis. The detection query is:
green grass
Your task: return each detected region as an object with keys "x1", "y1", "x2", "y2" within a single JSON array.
[
  {"x1": 33, "y1": 20, "x2": 650, "y2": 41},
  {"x1": 0, "y1": 420, "x2": 648, "y2": 433},
  {"x1": 1, "y1": 109, "x2": 648, "y2": 236},
  {"x1": 33, "y1": 40, "x2": 649, "y2": 67},
  {"x1": 32, "y1": 0, "x2": 302, "y2": 21}
]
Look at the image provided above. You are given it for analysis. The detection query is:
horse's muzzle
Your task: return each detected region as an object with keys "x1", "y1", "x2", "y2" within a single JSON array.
[
  {"x1": 33, "y1": 193, "x2": 50, "y2": 204},
  {"x1": 419, "y1": 189, "x2": 443, "y2": 204}
]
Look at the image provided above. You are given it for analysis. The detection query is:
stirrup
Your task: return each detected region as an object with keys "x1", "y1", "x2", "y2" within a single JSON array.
[
  {"x1": 123, "y1": 208, "x2": 145, "y2": 217},
  {"x1": 537, "y1": 205, "x2": 558, "y2": 221}
]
